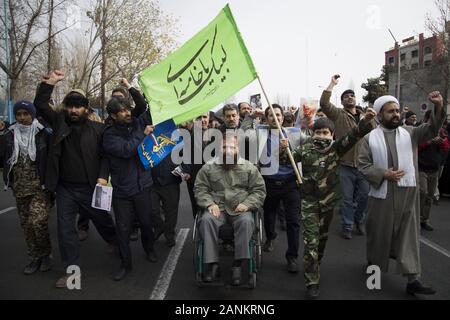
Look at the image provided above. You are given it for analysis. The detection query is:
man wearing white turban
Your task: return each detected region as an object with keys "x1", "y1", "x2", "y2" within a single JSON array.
[{"x1": 358, "y1": 91, "x2": 445, "y2": 295}]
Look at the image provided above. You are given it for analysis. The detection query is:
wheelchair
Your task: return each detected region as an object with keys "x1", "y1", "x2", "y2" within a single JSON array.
[{"x1": 192, "y1": 209, "x2": 263, "y2": 289}]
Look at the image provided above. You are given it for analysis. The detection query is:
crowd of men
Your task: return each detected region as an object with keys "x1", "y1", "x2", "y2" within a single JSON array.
[{"x1": 0, "y1": 71, "x2": 449, "y2": 299}]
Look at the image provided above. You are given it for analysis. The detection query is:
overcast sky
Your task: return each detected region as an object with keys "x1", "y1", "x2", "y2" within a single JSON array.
[{"x1": 159, "y1": 0, "x2": 439, "y2": 108}]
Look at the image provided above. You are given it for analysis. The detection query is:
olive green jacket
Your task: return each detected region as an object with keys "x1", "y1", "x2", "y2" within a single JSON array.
[{"x1": 194, "y1": 158, "x2": 266, "y2": 216}]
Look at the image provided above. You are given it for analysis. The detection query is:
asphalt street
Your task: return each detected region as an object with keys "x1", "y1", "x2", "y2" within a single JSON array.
[{"x1": 1, "y1": 180, "x2": 449, "y2": 300}]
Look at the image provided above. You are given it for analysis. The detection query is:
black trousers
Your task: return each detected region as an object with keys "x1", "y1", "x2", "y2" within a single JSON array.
[
  {"x1": 112, "y1": 188, "x2": 155, "y2": 270},
  {"x1": 56, "y1": 184, "x2": 116, "y2": 268},
  {"x1": 151, "y1": 183, "x2": 180, "y2": 242},
  {"x1": 263, "y1": 178, "x2": 301, "y2": 260},
  {"x1": 78, "y1": 209, "x2": 139, "y2": 232},
  {"x1": 77, "y1": 210, "x2": 90, "y2": 231}
]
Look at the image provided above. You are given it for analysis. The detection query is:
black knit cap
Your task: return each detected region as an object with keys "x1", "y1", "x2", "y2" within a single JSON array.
[{"x1": 63, "y1": 89, "x2": 89, "y2": 108}]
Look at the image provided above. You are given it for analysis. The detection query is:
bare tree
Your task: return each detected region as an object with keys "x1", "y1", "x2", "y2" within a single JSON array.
[
  {"x1": 426, "y1": 0, "x2": 450, "y2": 104},
  {"x1": 0, "y1": 0, "x2": 71, "y2": 100},
  {"x1": 61, "y1": 0, "x2": 177, "y2": 117}
]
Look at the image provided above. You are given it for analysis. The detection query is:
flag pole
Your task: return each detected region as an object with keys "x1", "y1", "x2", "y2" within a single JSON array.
[{"x1": 257, "y1": 75, "x2": 303, "y2": 185}]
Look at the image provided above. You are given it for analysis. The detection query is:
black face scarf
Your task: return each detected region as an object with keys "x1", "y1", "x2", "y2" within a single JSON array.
[{"x1": 313, "y1": 138, "x2": 333, "y2": 153}]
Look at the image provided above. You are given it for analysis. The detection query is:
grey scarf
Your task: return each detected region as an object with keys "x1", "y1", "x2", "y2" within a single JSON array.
[{"x1": 8, "y1": 119, "x2": 43, "y2": 167}]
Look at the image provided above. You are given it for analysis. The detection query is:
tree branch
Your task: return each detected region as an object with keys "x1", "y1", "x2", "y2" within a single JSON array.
[{"x1": 16, "y1": 23, "x2": 73, "y2": 76}]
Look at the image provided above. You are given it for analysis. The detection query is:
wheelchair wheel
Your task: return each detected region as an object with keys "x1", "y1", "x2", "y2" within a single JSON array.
[
  {"x1": 256, "y1": 213, "x2": 263, "y2": 271},
  {"x1": 195, "y1": 272, "x2": 204, "y2": 288},
  {"x1": 248, "y1": 272, "x2": 257, "y2": 289},
  {"x1": 192, "y1": 214, "x2": 204, "y2": 287}
]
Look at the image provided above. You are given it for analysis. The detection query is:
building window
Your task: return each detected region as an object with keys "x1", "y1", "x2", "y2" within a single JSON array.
[
  {"x1": 424, "y1": 47, "x2": 432, "y2": 54},
  {"x1": 400, "y1": 53, "x2": 406, "y2": 61},
  {"x1": 424, "y1": 60, "x2": 432, "y2": 67},
  {"x1": 388, "y1": 57, "x2": 395, "y2": 65},
  {"x1": 412, "y1": 50, "x2": 418, "y2": 58},
  {"x1": 412, "y1": 63, "x2": 419, "y2": 69}
]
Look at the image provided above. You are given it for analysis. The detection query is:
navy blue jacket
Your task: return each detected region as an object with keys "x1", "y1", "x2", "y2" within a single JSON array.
[{"x1": 102, "y1": 113, "x2": 152, "y2": 198}]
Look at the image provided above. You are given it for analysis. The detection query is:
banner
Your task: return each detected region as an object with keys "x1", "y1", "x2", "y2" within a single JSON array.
[{"x1": 139, "y1": 4, "x2": 257, "y2": 125}]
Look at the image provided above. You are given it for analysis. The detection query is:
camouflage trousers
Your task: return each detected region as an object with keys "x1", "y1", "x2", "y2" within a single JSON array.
[
  {"x1": 16, "y1": 191, "x2": 52, "y2": 259},
  {"x1": 301, "y1": 203, "x2": 334, "y2": 286}
]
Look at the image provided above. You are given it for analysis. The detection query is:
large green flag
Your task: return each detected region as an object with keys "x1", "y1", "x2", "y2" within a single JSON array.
[{"x1": 139, "y1": 4, "x2": 257, "y2": 125}]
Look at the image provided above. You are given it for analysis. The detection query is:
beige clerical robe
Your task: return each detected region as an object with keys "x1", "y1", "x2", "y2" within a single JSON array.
[{"x1": 358, "y1": 107, "x2": 445, "y2": 274}]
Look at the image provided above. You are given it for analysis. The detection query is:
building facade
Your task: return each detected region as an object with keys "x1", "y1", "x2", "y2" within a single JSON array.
[{"x1": 384, "y1": 32, "x2": 447, "y2": 118}]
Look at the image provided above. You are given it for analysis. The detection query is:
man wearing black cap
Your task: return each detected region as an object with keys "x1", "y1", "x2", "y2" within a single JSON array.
[
  {"x1": 404, "y1": 111, "x2": 418, "y2": 127},
  {"x1": 320, "y1": 75, "x2": 376, "y2": 239},
  {"x1": 34, "y1": 70, "x2": 117, "y2": 288}
]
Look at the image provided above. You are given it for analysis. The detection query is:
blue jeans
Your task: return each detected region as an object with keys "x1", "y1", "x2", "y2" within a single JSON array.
[{"x1": 339, "y1": 165, "x2": 369, "y2": 231}]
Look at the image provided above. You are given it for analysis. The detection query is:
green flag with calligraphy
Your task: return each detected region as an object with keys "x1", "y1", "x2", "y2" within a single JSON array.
[{"x1": 139, "y1": 4, "x2": 257, "y2": 125}]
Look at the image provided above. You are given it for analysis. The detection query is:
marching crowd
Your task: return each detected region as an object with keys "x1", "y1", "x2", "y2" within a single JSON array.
[{"x1": 0, "y1": 71, "x2": 449, "y2": 299}]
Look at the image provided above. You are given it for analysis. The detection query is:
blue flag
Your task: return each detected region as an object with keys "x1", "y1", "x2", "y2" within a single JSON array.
[{"x1": 138, "y1": 119, "x2": 181, "y2": 169}]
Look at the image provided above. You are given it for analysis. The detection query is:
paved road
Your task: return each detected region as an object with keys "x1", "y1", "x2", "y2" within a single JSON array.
[{"x1": 1, "y1": 180, "x2": 449, "y2": 300}]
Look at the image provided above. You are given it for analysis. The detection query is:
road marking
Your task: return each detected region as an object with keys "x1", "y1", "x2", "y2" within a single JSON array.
[
  {"x1": 421, "y1": 237, "x2": 450, "y2": 259},
  {"x1": 149, "y1": 228, "x2": 190, "y2": 300},
  {"x1": 0, "y1": 207, "x2": 16, "y2": 215}
]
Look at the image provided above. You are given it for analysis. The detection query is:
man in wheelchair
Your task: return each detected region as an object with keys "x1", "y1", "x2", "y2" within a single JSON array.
[{"x1": 194, "y1": 133, "x2": 266, "y2": 285}]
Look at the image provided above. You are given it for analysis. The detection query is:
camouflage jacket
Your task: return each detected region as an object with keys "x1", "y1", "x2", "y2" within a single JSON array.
[
  {"x1": 12, "y1": 155, "x2": 42, "y2": 198},
  {"x1": 281, "y1": 119, "x2": 373, "y2": 210}
]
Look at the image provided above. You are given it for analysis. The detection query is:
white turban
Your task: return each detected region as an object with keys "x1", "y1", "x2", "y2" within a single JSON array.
[{"x1": 373, "y1": 95, "x2": 399, "y2": 113}]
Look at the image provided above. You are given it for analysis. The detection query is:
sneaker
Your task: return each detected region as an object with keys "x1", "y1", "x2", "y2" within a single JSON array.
[
  {"x1": 355, "y1": 222, "x2": 366, "y2": 236},
  {"x1": 39, "y1": 255, "x2": 54, "y2": 272},
  {"x1": 342, "y1": 230, "x2": 352, "y2": 240},
  {"x1": 287, "y1": 257, "x2": 299, "y2": 273},
  {"x1": 78, "y1": 229, "x2": 89, "y2": 241},
  {"x1": 305, "y1": 284, "x2": 320, "y2": 299},
  {"x1": 23, "y1": 258, "x2": 42, "y2": 275},
  {"x1": 420, "y1": 222, "x2": 434, "y2": 231},
  {"x1": 263, "y1": 240, "x2": 274, "y2": 252},
  {"x1": 406, "y1": 280, "x2": 436, "y2": 295},
  {"x1": 55, "y1": 275, "x2": 70, "y2": 289}
]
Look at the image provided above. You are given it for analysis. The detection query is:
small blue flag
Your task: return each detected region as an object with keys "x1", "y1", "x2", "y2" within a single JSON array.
[{"x1": 138, "y1": 119, "x2": 182, "y2": 169}]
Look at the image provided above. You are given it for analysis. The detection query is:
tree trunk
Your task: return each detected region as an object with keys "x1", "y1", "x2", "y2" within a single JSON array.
[
  {"x1": 100, "y1": 0, "x2": 107, "y2": 119},
  {"x1": 9, "y1": 77, "x2": 19, "y2": 102},
  {"x1": 47, "y1": 0, "x2": 54, "y2": 73}
]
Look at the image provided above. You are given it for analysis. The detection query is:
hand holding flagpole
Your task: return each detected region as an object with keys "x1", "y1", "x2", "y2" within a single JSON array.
[{"x1": 257, "y1": 76, "x2": 303, "y2": 185}]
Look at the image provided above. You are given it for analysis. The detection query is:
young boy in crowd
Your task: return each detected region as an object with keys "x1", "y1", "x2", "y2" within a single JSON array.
[{"x1": 280, "y1": 108, "x2": 376, "y2": 299}]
